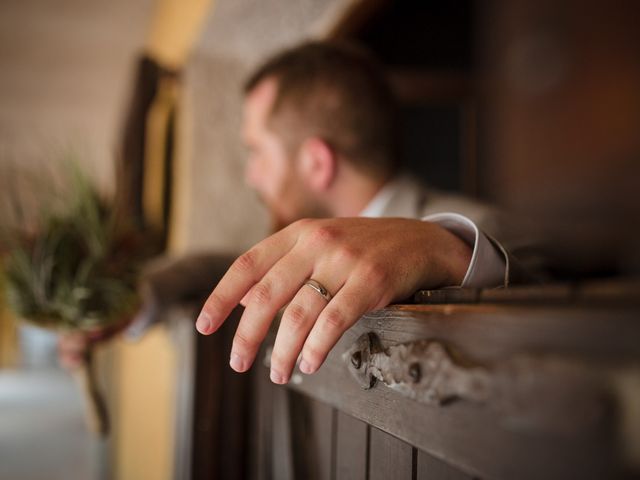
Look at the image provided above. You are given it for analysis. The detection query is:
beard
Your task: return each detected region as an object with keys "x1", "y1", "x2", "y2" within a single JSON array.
[{"x1": 260, "y1": 187, "x2": 331, "y2": 234}]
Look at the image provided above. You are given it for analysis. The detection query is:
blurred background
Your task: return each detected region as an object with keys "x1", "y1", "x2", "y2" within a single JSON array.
[{"x1": 0, "y1": 1, "x2": 638, "y2": 479}]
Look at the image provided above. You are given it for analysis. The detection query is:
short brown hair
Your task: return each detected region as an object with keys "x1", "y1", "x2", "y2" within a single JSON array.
[{"x1": 244, "y1": 41, "x2": 400, "y2": 179}]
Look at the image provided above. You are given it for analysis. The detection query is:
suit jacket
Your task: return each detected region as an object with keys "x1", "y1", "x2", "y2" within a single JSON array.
[{"x1": 373, "y1": 175, "x2": 546, "y2": 286}]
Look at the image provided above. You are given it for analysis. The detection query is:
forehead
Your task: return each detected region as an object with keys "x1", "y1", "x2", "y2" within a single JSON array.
[{"x1": 243, "y1": 78, "x2": 278, "y2": 136}]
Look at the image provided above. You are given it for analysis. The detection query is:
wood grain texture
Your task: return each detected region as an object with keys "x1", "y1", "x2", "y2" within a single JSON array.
[
  {"x1": 191, "y1": 306, "x2": 252, "y2": 480},
  {"x1": 250, "y1": 350, "x2": 274, "y2": 480},
  {"x1": 416, "y1": 449, "x2": 474, "y2": 480},
  {"x1": 335, "y1": 411, "x2": 368, "y2": 480},
  {"x1": 369, "y1": 427, "x2": 413, "y2": 480},
  {"x1": 416, "y1": 281, "x2": 640, "y2": 306},
  {"x1": 271, "y1": 385, "x2": 294, "y2": 480},
  {"x1": 288, "y1": 392, "x2": 335, "y2": 480},
  {"x1": 278, "y1": 303, "x2": 639, "y2": 479}
]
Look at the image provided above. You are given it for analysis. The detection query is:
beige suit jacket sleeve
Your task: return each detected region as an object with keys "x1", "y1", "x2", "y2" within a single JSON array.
[{"x1": 378, "y1": 176, "x2": 547, "y2": 286}]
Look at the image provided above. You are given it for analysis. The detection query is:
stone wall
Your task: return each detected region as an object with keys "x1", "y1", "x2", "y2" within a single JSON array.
[{"x1": 173, "y1": 0, "x2": 355, "y2": 254}]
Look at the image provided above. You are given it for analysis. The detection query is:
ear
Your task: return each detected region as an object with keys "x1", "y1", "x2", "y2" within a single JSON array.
[{"x1": 297, "y1": 137, "x2": 337, "y2": 192}]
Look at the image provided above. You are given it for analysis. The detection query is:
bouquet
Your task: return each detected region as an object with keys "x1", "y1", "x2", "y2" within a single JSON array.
[{"x1": 1, "y1": 165, "x2": 156, "y2": 436}]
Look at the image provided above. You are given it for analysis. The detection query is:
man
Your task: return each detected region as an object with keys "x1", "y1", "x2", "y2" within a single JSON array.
[{"x1": 196, "y1": 41, "x2": 535, "y2": 384}]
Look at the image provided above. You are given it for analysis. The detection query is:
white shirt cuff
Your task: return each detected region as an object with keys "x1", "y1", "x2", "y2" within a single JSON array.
[{"x1": 422, "y1": 212, "x2": 507, "y2": 288}]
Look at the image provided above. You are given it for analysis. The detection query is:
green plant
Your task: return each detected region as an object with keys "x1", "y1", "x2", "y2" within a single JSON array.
[{"x1": 2, "y1": 166, "x2": 142, "y2": 332}]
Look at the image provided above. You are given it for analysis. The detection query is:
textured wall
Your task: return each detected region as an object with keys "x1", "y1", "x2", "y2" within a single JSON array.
[
  {"x1": 173, "y1": 0, "x2": 355, "y2": 254},
  {"x1": 0, "y1": 0, "x2": 154, "y2": 206}
]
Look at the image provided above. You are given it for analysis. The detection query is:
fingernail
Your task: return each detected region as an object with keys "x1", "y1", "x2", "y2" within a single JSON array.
[
  {"x1": 229, "y1": 352, "x2": 245, "y2": 372},
  {"x1": 270, "y1": 369, "x2": 286, "y2": 384},
  {"x1": 299, "y1": 359, "x2": 314, "y2": 374},
  {"x1": 195, "y1": 311, "x2": 211, "y2": 333}
]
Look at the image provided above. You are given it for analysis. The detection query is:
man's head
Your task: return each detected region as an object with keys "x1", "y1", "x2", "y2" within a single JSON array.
[{"x1": 241, "y1": 41, "x2": 400, "y2": 228}]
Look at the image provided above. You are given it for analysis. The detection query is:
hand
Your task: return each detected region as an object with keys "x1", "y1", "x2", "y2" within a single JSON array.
[
  {"x1": 195, "y1": 217, "x2": 471, "y2": 384},
  {"x1": 57, "y1": 320, "x2": 130, "y2": 370},
  {"x1": 58, "y1": 331, "x2": 91, "y2": 370}
]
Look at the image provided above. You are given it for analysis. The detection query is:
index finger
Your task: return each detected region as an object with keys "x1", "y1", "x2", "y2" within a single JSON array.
[{"x1": 195, "y1": 224, "x2": 298, "y2": 335}]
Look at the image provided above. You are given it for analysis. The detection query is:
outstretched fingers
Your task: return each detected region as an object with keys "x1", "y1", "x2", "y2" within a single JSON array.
[
  {"x1": 195, "y1": 225, "x2": 298, "y2": 335},
  {"x1": 228, "y1": 249, "x2": 313, "y2": 372},
  {"x1": 269, "y1": 272, "x2": 345, "y2": 383}
]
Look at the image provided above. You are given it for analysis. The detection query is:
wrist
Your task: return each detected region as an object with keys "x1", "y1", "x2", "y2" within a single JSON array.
[{"x1": 421, "y1": 221, "x2": 473, "y2": 288}]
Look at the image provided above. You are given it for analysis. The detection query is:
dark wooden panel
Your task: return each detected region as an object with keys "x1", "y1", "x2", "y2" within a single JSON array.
[
  {"x1": 191, "y1": 317, "x2": 224, "y2": 479},
  {"x1": 311, "y1": 399, "x2": 335, "y2": 480},
  {"x1": 288, "y1": 391, "x2": 335, "y2": 480},
  {"x1": 414, "y1": 288, "x2": 479, "y2": 304},
  {"x1": 170, "y1": 308, "x2": 198, "y2": 480},
  {"x1": 272, "y1": 385, "x2": 294, "y2": 480},
  {"x1": 576, "y1": 278, "x2": 640, "y2": 305},
  {"x1": 416, "y1": 282, "x2": 640, "y2": 306},
  {"x1": 416, "y1": 449, "x2": 474, "y2": 480},
  {"x1": 479, "y1": 284, "x2": 574, "y2": 304},
  {"x1": 369, "y1": 427, "x2": 413, "y2": 480},
  {"x1": 249, "y1": 350, "x2": 274, "y2": 480},
  {"x1": 191, "y1": 306, "x2": 252, "y2": 480},
  {"x1": 335, "y1": 411, "x2": 368, "y2": 480}
]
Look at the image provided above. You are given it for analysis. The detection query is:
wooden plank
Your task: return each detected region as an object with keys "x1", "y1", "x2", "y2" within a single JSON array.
[
  {"x1": 169, "y1": 308, "x2": 197, "y2": 480},
  {"x1": 216, "y1": 322, "x2": 253, "y2": 480},
  {"x1": 414, "y1": 288, "x2": 479, "y2": 305},
  {"x1": 288, "y1": 391, "x2": 335, "y2": 480},
  {"x1": 280, "y1": 304, "x2": 638, "y2": 479},
  {"x1": 417, "y1": 281, "x2": 640, "y2": 306},
  {"x1": 416, "y1": 449, "x2": 474, "y2": 480},
  {"x1": 576, "y1": 279, "x2": 640, "y2": 305},
  {"x1": 191, "y1": 316, "x2": 223, "y2": 479},
  {"x1": 191, "y1": 306, "x2": 252, "y2": 480},
  {"x1": 369, "y1": 427, "x2": 413, "y2": 480},
  {"x1": 308, "y1": 398, "x2": 334, "y2": 480},
  {"x1": 271, "y1": 385, "x2": 294, "y2": 480},
  {"x1": 249, "y1": 354, "x2": 274, "y2": 480},
  {"x1": 479, "y1": 284, "x2": 574, "y2": 304},
  {"x1": 335, "y1": 411, "x2": 368, "y2": 480}
]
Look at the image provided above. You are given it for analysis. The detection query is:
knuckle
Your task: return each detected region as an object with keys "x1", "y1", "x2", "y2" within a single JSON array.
[
  {"x1": 250, "y1": 281, "x2": 273, "y2": 306},
  {"x1": 234, "y1": 249, "x2": 257, "y2": 274},
  {"x1": 335, "y1": 245, "x2": 360, "y2": 264},
  {"x1": 233, "y1": 330, "x2": 258, "y2": 352},
  {"x1": 363, "y1": 262, "x2": 389, "y2": 287},
  {"x1": 321, "y1": 308, "x2": 347, "y2": 332},
  {"x1": 302, "y1": 343, "x2": 325, "y2": 365},
  {"x1": 205, "y1": 292, "x2": 228, "y2": 315},
  {"x1": 308, "y1": 225, "x2": 340, "y2": 248},
  {"x1": 283, "y1": 303, "x2": 309, "y2": 330}
]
